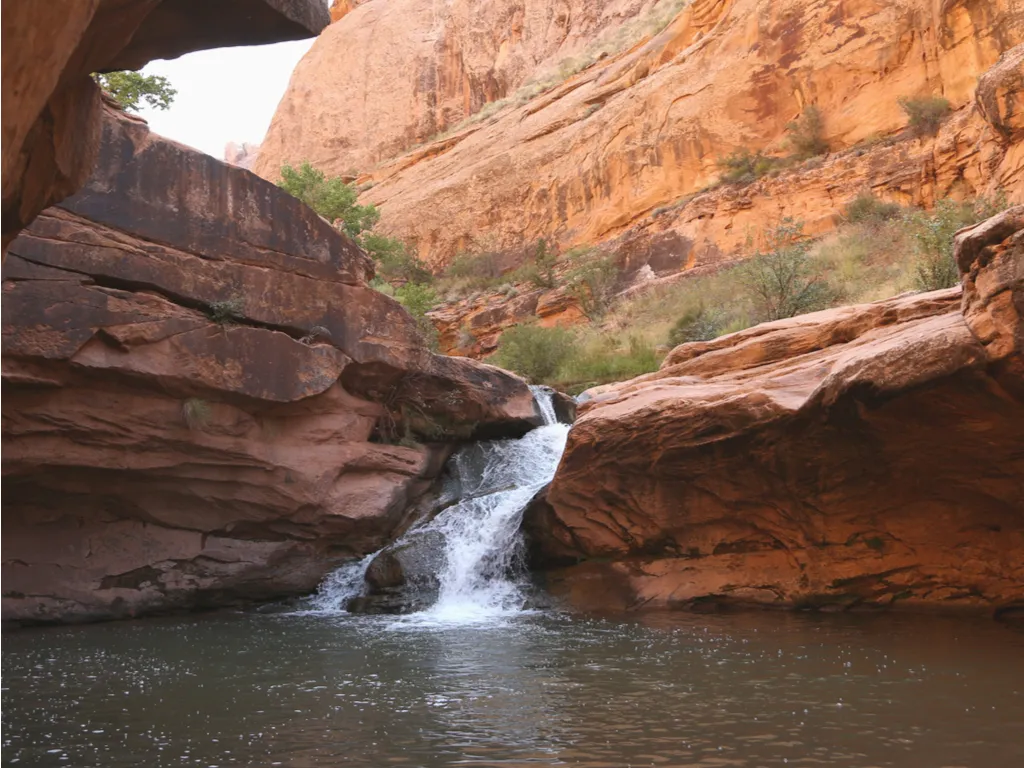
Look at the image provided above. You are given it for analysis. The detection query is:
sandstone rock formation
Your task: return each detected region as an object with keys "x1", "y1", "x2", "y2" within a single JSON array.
[
  {"x1": 255, "y1": 0, "x2": 671, "y2": 178},
  {"x1": 257, "y1": 0, "x2": 1023, "y2": 269},
  {"x1": 527, "y1": 206, "x2": 1024, "y2": 615},
  {"x1": 1, "y1": 0, "x2": 327, "y2": 252},
  {"x1": 1, "y1": 110, "x2": 541, "y2": 625}
]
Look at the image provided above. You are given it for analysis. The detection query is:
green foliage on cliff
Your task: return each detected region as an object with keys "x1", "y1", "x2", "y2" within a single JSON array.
[
  {"x1": 279, "y1": 163, "x2": 380, "y2": 236},
  {"x1": 94, "y1": 71, "x2": 176, "y2": 112},
  {"x1": 491, "y1": 325, "x2": 577, "y2": 384},
  {"x1": 786, "y1": 105, "x2": 828, "y2": 160},
  {"x1": 738, "y1": 218, "x2": 834, "y2": 322},
  {"x1": 898, "y1": 95, "x2": 952, "y2": 136}
]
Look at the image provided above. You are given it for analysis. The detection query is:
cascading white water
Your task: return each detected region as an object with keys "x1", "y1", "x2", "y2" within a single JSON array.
[{"x1": 312, "y1": 386, "x2": 568, "y2": 622}]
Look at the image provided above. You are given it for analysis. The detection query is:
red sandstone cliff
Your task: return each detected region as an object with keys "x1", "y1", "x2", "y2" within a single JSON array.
[
  {"x1": 256, "y1": 0, "x2": 1024, "y2": 271},
  {"x1": 1, "y1": 111, "x2": 540, "y2": 625}
]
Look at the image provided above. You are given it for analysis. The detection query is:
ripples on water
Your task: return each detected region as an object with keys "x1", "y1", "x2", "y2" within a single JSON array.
[{"x1": 3, "y1": 611, "x2": 1023, "y2": 767}]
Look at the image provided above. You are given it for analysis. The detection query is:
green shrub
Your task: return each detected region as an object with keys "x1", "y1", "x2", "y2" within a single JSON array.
[
  {"x1": 491, "y1": 324, "x2": 576, "y2": 384},
  {"x1": 557, "y1": 335, "x2": 659, "y2": 392},
  {"x1": 667, "y1": 306, "x2": 722, "y2": 347},
  {"x1": 739, "y1": 219, "x2": 834, "y2": 322},
  {"x1": 716, "y1": 149, "x2": 780, "y2": 184},
  {"x1": 94, "y1": 71, "x2": 176, "y2": 112},
  {"x1": 786, "y1": 105, "x2": 828, "y2": 160},
  {"x1": 278, "y1": 163, "x2": 380, "y2": 237},
  {"x1": 844, "y1": 192, "x2": 903, "y2": 224},
  {"x1": 208, "y1": 296, "x2": 244, "y2": 324},
  {"x1": 394, "y1": 282, "x2": 440, "y2": 349},
  {"x1": 567, "y1": 251, "x2": 619, "y2": 319},
  {"x1": 513, "y1": 239, "x2": 558, "y2": 289},
  {"x1": 361, "y1": 232, "x2": 432, "y2": 284},
  {"x1": 898, "y1": 96, "x2": 952, "y2": 136},
  {"x1": 181, "y1": 398, "x2": 211, "y2": 430},
  {"x1": 902, "y1": 198, "x2": 985, "y2": 291}
]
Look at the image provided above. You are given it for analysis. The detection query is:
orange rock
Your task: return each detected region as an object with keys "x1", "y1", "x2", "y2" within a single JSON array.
[
  {"x1": 255, "y1": 0, "x2": 677, "y2": 180},
  {"x1": 527, "y1": 207, "x2": 1024, "y2": 614},
  {"x1": 256, "y1": 0, "x2": 1023, "y2": 269}
]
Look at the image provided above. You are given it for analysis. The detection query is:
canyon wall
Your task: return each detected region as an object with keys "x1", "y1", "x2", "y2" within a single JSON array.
[
  {"x1": 255, "y1": 0, "x2": 669, "y2": 178},
  {"x1": 257, "y1": 0, "x2": 1023, "y2": 270},
  {"x1": 526, "y1": 207, "x2": 1024, "y2": 615},
  {"x1": 1, "y1": 110, "x2": 541, "y2": 625}
]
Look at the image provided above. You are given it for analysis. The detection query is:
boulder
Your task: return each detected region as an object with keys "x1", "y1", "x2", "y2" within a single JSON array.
[
  {"x1": 1, "y1": 110, "x2": 537, "y2": 625},
  {"x1": 531, "y1": 207, "x2": 1024, "y2": 615}
]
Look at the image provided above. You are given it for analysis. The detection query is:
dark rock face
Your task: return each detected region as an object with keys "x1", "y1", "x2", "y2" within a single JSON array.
[
  {"x1": 532, "y1": 208, "x2": 1024, "y2": 616},
  {"x1": 1, "y1": 111, "x2": 538, "y2": 625},
  {"x1": 1, "y1": 0, "x2": 328, "y2": 251}
]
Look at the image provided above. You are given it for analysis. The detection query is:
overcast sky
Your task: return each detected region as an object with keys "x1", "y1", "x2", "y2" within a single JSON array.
[{"x1": 135, "y1": 38, "x2": 315, "y2": 159}]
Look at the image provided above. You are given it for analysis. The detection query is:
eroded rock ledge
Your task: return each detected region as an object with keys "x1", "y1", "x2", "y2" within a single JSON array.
[
  {"x1": 1, "y1": 111, "x2": 539, "y2": 625},
  {"x1": 529, "y1": 207, "x2": 1024, "y2": 616}
]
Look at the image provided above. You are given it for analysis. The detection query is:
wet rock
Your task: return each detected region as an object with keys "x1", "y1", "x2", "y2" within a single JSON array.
[{"x1": 535, "y1": 207, "x2": 1024, "y2": 615}]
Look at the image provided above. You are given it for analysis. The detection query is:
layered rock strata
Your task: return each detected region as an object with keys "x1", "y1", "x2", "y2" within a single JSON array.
[
  {"x1": 528, "y1": 207, "x2": 1024, "y2": 615},
  {"x1": 1, "y1": 111, "x2": 539, "y2": 625}
]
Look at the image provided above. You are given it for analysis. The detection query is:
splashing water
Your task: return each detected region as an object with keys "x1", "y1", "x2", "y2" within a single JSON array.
[
  {"x1": 309, "y1": 554, "x2": 375, "y2": 612},
  {"x1": 311, "y1": 387, "x2": 568, "y2": 623}
]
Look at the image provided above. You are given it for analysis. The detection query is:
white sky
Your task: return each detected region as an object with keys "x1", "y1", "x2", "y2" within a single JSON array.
[{"x1": 135, "y1": 39, "x2": 315, "y2": 159}]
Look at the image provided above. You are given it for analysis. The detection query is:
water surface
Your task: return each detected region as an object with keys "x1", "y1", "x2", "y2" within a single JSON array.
[{"x1": 4, "y1": 610, "x2": 1022, "y2": 767}]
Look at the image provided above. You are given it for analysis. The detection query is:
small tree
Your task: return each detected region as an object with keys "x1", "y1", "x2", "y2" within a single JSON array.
[
  {"x1": 898, "y1": 96, "x2": 951, "y2": 136},
  {"x1": 739, "y1": 219, "x2": 833, "y2": 322},
  {"x1": 903, "y1": 199, "x2": 980, "y2": 291},
  {"x1": 491, "y1": 324, "x2": 576, "y2": 384},
  {"x1": 362, "y1": 233, "x2": 432, "y2": 284},
  {"x1": 94, "y1": 71, "x2": 176, "y2": 112},
  {"x1": 786, "y1": 105, "x2": 828, "y2": 160},
  {"x1": 567, "y1": 251, "x2": 619, "y2": 319},
  {"x1": 279, "y1": 163, "x2": 380, "y2": 237},
  {"x1": 522, "y1": 238, "x2": 558, "y2": 289}
]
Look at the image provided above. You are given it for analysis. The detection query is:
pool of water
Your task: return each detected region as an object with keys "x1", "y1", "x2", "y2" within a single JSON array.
[{"x1": 3, "y1": 610, "x2": 1022, "y2": 767}]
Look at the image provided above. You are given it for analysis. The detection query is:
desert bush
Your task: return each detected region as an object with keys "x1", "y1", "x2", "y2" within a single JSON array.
[
  {"x1": 898, "y1": 96, "x2": 951, "y2": 136},
  {"x1": 361, "y1": 232, "x2": 432, "y2": 284},
  {"x1": 208, "y1": 296, "x2": 244, "y2": 324},
  {"x1": 566, "y1": 251, "x2": 620, "y2": 319},
  {"x1": 717, "y1": 149, "x2": 780, "y2": 184},
  {"x1": 739, "y1": 219, "x2": 834, "y2": 322},
  {"x1": 667, "y1": 306, "x2": 722, "y2": 347},
  {"x1": 844, "y1": 192, "x2": 903, "y2": 224},
  {"x1": 902, "y1": 198, "x2": 987, "y2": 291},
  {"x1": 491, "y1": 324, "x2": 577, "y2": 384},
  {"x1": 513, "y1": 239, "x2": 558, "y2": 289},
  {"x1": 279, "y1": 163, "x2": 380, "y2": 236},
  {"x1": 394, "y1": 282, "x2": 440, "y2": 349},
  {"x1": 786, "y1": 105, "x2": 828, "y2": 160},
  {"x1": 557, "y1": 335, "x2": 659, "y2": 392}
]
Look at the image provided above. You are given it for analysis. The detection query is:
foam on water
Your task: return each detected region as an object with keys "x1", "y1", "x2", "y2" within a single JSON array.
[{"x1": 312, "y1": 387, "x2": 568, "y2": 625}]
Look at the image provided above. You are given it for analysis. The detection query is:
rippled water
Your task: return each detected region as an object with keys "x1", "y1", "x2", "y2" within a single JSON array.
[{"x1": 3, "y1": 611, "x2": 1023, "y2": 767}]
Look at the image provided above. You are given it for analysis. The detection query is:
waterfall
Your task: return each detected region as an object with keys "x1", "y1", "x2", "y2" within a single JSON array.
[{"x1": 311, "y1": 387, "x2": 568, "y2": 622}]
